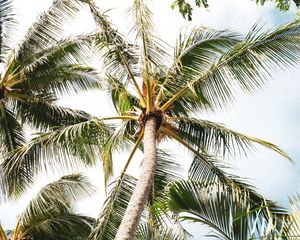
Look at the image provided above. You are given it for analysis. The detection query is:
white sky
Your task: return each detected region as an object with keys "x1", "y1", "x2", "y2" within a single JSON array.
[{"x1": 1, "y1": 0, "x2": 300, "y2": 238}]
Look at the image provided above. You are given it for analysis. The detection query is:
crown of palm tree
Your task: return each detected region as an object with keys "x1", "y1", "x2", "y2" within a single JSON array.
[{"x1": 0, "y1": 0, "x2": 100, "y2": 158}]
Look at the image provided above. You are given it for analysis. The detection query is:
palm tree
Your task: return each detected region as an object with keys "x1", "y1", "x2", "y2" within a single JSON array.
[
  {"x1": 2, "y1": 0, "x2": 300, "y2": 239},
  {"x1": 0, "y1": 173, "x2": 95, "y2": 240},
  {"x1": 0, "y1": 0, "x2": 100, "y2": 199}
]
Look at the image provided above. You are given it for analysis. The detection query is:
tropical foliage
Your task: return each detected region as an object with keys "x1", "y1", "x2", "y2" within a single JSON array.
[
  {"x1": 171, "y1": 0, "x2": 300, "y2": 20},
  {"x1": 0, "y1": 173, "x2": 95, "y2": 240},
  {"x1": 0, "y1": 0, "x2": 98, "y2": 165},
  {"x1": 1, "y1": 0, "x2": 300, "y2": 239},
  {"x1": 0, "y1": 0, "x2": 101, "y2": 200}
]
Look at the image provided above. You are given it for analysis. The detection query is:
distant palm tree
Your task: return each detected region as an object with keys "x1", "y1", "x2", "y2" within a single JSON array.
[
  {"x1": 3, "y1": 0, "x2": 300, "y2": 239},
  {"x1": 0, "y1": 173, "x2": 95, "y2": 240},
  {"x1": 0, "y1": 0, "x2": 99, "y2": 195}
]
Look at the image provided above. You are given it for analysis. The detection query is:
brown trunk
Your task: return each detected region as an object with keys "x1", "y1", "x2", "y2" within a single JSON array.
[{"x1": 115, "y1": 117, "x2": 158, "y2": 240}]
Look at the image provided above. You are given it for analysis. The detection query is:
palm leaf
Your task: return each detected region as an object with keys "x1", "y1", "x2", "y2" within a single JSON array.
[
  {"x1": 168, "y1": 180, "x2": 287, "y2": 239},
  {"x1": 89, "y1": 174, "x2": 137, "y2": 240},
  {"x1": 12, "y1": 93, "x2": 92, "y2": 130},
  {"x1": 18, "y1": 173, "x2": 95, "y2": 227},
  {"x1": 108, "y1": 74, "x2": 141, "y2": 115},
  {"x1": 176, "y1": 117, "x2": 290, "y2": 159},
  {"x1": 161, "y1": 20, "x2": 300, "y2": 110},
  {"x1": 26, "y1": 214, "x2": 94, "y2": 240},
  {"x1": 281, "y1": 195, "x2": 300, "y2": 239},
  {"x1": 188, "y1": 155, "x2": 287, "y2": 223},
  {"x1": 85, "y1": 1, "x2": 145, "y2": 102},
  {"x1": 0, "y1": 118, "x2": 113, "y2": 198},
  {"x1": 0, "y1": 0, "x2": 15, "y2": 62},
  {"x1": 135, "y1": 222, "x2": 186, "y2": 240},
  {"x1": 0, "y1": 103, "x2": 25, "y2": 153},
  {"x1": 8, "y1": 35, "x2": 100, "y2": 96},
  {"x1": 157, "y1": 27, "x2": 240, "y2": 111},
  {"x1": 13, "y1": 173, "x2": 95, "y2": 240},
  {"x1": 12, "y1": 0, "x2": 83, "y2": 66}
]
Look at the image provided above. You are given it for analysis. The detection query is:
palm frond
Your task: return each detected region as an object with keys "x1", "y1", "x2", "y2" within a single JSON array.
[
  {"x1": 154, "y1": 149, "x2": 183, "y2": 199},
  {"x1": 0, "y1": 0, "x2": 15, "y2": 62},
  {"x1": 0, "y1": 118, "x2": 113, "y2": 198},
  {"x1": 160, "y1": 125, "x2": 233, "y2": 186},
  {"x1": 131, "y1": 0, "x2": 172, "y2": 112},
  {"x1": 161, "y1": 20, "x2": 300, "y2": 110},
  {"x1": 188, "y1": 155, "x2": 287, "y2": 221},
  {"x1": 18, "y1": 173, "x2": 95, "y2": 228},
  {"x1": 168, "y1": 180, "x2": 287, "y2": 239},
  {"x1": 12, "y1": 0, "x2": 83, "y2": 66},
  {"x1": 89, "y1": 174, "x2": 137, "y2": 240},
  {"x1": 6, "y1": 34, "x2": 100, "y2": 96},
  {"x1": 281, "y1": 195, "x2": 300, "y2": 239},
  {"x1": 85, "y1": 1, "x2": 147, "y2": 106},
  {"x1": 0, "y1": 103, "x2": 25, "y2": 153},
  {"x1": 135, "y1": 222, "x2": 187, "y2": 240},
  {"x1": 176, "y1": 117, "x2": 290, "y2": 160},
  {"x1": 131, "y1": 0, "x2": 154, "y2": 69},
  {"x1": 157, "y1": 27, "x2": 240, "y2": 109},
  {"x1": 23, "y1": 213, "x2": 94, "y2": 240},
  {"x1": 108, "y1": 74, "x2": 141, "y2": 115},
  {"x1": 100, "y1": 120, "x2": 137, "y2": 186},
  {"x1": 12, "y1": 94, "x2": 92, "y2": 130}
]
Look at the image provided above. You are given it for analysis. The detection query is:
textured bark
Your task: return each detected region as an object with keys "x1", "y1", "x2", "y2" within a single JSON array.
[{"x1": 115, "y1": 117, "x2": 158, "y2": 240}]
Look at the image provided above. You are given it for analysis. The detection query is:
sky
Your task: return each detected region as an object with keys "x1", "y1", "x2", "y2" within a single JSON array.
[{"x1": 1, "y1": 0, "x2": 300, "y2": 238}]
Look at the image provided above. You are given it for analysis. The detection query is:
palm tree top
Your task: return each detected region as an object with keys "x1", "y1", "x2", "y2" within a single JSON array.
[{"x1": 2, "y1": 0, "x2": 297, "y2": 197}]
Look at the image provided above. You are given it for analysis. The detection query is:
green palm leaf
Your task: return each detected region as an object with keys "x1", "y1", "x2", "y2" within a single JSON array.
[
  {"x1": 0, "y1": 119, "x2": 112, "y2": 198},
  {"x1": 176, "y1": 117, "x2": 290, "y2": 159},
  {"x1": 17, "y1": 173, "x2": 95, "y2": 240},
  {"x1": 168, "y1": 180, "x2": 287, "y2": 239},
  {"x1": 188, "y1": 155, "x2": 287, "y2": 221},
  {"x1": 161, "y1": 20, "x2": 300, "y2": 110},
  {"x1": 0, "y1": 103, "x2": 25, "y2": 152},
  {"x1": 12, "y1": 0, "x2": 83, "y2": 65},
  {"x1": 26, "y1": 214, "x2": 94, "y2": 240},
  {"x1": 0, "y1": 0, "x2": 15, "y2": 62},
  {"x1": 13, "y1": 94, "x2": 92, "y2": 130},
  {"x1": 89, "y1": 174, "x2": 136, "y2": 240},
  {"x1": 11, "y1": 35, "x2": 99, "y2": 96},
  {"x1": 158, "y1": 27, "x2": 240, "y2": 111}
]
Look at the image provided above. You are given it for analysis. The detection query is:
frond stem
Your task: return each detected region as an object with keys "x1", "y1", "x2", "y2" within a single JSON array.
[
  {"x1": 88, "y1": 1, "x2": 146, "y2": 107},
  {"x1": 97, "y1": 115, "x2": 138, "y2": 121},
  {"x1": 121, "y1": 128, "x2": 144, "y2": 176},
  {"x1": 0, "y1": 222, "x2": 7, "y2": 240},
  {"x1": 160, "y1": 126, "x2": 230, "y2": 185}
]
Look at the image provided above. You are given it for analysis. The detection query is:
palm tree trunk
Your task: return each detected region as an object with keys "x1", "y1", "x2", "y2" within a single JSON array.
[{"x1": 115, "y1": 116, "x2": 158, "y2": 240}]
